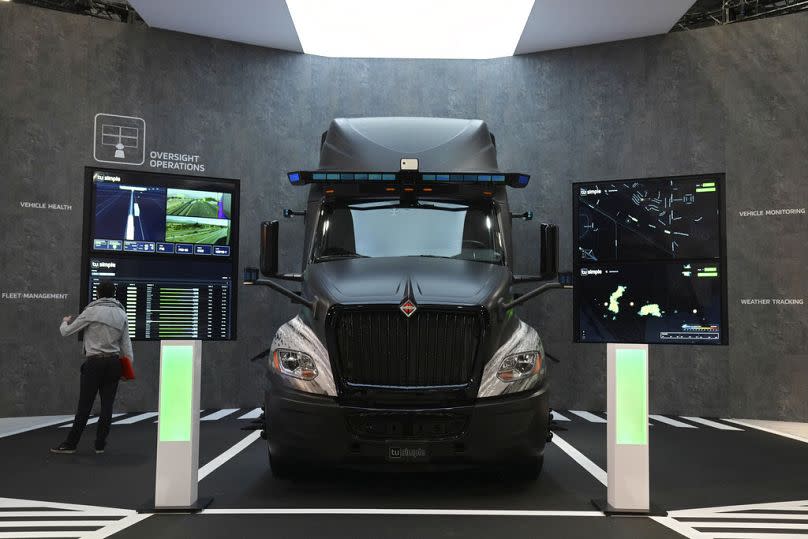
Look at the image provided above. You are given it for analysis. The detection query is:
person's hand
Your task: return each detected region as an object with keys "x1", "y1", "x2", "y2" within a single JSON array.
[{"x1": 62, "y1": 315, "x2": 73, "y2": 324}]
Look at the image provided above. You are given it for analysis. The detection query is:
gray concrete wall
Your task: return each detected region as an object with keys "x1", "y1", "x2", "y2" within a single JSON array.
[{"x1": 0, "y1": 4, "x2": 805, "y2": 419}]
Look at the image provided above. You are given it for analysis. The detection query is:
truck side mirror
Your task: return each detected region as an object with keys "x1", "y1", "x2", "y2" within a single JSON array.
[
  {"x1": 260, "y1": 220, "x2": 279, "y2": 277},
  {"x1": 539, "y1": 223, "x2": 558, "y2": 279}
]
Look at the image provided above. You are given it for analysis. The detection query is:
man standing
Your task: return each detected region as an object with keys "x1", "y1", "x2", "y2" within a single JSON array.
[{"x1": 51, "y1": 280, "x2": 133, "y2": 454}]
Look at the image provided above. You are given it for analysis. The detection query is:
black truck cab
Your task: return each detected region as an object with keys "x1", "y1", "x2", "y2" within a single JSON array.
[{"x1": 245, "y1": 117, "x2": 564, "y2": 479}]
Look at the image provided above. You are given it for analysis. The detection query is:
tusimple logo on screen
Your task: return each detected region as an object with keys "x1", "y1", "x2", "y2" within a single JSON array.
[{"x1": 93, "y1": 113, "x2": 146, "y2": 166}]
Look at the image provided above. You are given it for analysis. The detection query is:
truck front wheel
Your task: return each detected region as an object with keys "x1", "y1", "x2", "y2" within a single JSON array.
[
  {"x1": 517, "y1": 454, "x2": 544, "y2": 481},
  {"x1": 268, "y1": 448, "x2": 296, "y2": 479}
]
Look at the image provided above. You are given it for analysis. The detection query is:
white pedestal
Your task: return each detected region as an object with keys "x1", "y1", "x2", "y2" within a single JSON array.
[
  {"x1": 594, "y1": 343, "x2": 662, "y2": 516},
  {"x1": 151, "y1": 340, "x2": 210, "y2": 512},
  {"x1": 607, "y1": 342, "x2": 648, "y2": 512}
]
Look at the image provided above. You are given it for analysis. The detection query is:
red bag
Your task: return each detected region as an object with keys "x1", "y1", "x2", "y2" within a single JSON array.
[{"x1": 120, "y1": 356, "x2": 136, "y2": 381}]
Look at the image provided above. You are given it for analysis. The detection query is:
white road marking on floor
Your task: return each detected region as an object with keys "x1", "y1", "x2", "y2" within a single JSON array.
[
  {"x1": 650, "y1": 516, "x2": 708, "y2": 539},
  {"x1": 723, "y1": 419, "x2": 808, "y2": 444},
  {"x1": 679, "y1": 417, "x2": 742, "y2": 431},
  {"x1": 198, "y1": 430, "x2": 262, "y2": 481},
  {"x1": 669, "y1": 498, "x2": 808, "y2": 516},
  {"x1": 80, "y1": 513, "x2": 152, "y2": 539},
  {"x1": 0, "y1": 498, "x2": 130, "y2": 515},
  {"x1": 201, "y1": 408, "x2": 239, "y2": 421},
  {"x1": 200, "y1": 508, "x2": 604, "y2": 517},
  {"x1": 551, "y1": 433, "x2": 607, "y2": 486},
  {"x1": 569, "y1": 410, "x2": 607, "y2": 423},
  {"x1": 111, "y1": 412, "x2": 158, "y2": 425},
  {"x1": 689, "y1": 522, "x2": 808, "y2": 530},
  {"x1": 677, "y1": 513, "x2": 808, "y2": 520},
  {"x1": 667, "y1": 499, "x2": 808, "y2": 538},
  {"x1": 59, "y1": 414, "x2": 125, "y2": 428},
  {"x1": 0, "y1": 521, "x2": 112, "y2": 528},
  {"x1": 238, "y1": 408, "x2": 262, "y2": 420},
  {"x1": 742, "y1": 420, "x2": 808, "y2": 440},
  {"x1": 0, "y1": 512, "x2": 124, "y2": 518},
  {"x1": 649, "y1": 415, "x2": 697, "y2": 428},
  {"x1": 550, "y1": 411, "x2": 570, "y2": 421},
  {"x1": 0, "y1": 533, "x2": 87, "y2": 538},
  {"x1": 0, "y1": 498, "x2": 138, "y2": 539},
  {"x1": 706, "y1": 534, "x2": 808, "y2": 539},
  {"x1": 0, "y1": 416, "x2": 74, "y2": 439}
]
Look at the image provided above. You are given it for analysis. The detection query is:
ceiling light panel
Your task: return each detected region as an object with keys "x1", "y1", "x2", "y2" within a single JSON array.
[{"x1": 285, "y1": 0, "x2": 535, "y2": 59}]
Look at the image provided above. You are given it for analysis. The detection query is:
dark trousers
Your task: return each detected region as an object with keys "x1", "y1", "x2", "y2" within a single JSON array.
[{"x1": 66, "y1": 355, "x2": 122, "y2": 447}]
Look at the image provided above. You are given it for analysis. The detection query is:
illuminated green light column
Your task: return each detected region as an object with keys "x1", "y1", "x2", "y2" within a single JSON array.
[
  {"x1": 606, "y1": 343, "x2": 649, "y2": 513},
  {"x1": 154, "y1": 340, "x2": 203, "y2": 510}
]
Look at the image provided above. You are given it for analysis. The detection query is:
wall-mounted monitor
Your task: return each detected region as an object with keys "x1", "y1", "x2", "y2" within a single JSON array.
[
  {"x1": 572, "y1": 174, "x2": 727, "y2": 345},
  {"x1": 81, "y1": 167, "x2": 240, "y2": 340}
]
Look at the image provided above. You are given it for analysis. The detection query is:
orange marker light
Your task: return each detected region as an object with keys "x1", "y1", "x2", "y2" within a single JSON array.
[
  {"x1": 325, "y1": 188, "x2": 335, "y2": 194},
  {"x1": 532, "y1": 352, "x2": 543, "y2": 373},
  {"x1": 483, "y1": 191, "x2": 493, "y2": 196},
  {"x1": 404, "y1": 187, "x2": 414, "y2": 192},
  {"x1": 385, "y1": 187, "x2": 397, "y2": 192},
  {"x1": 273, "y1": 350, "x2": 280, "y2": 371},
  {"x1": 422, "y1": 187, "x2": 433, "y2": 192}
]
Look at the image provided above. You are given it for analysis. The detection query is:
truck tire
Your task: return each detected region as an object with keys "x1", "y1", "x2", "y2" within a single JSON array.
[
  {"x1": 521, "y1": 455, "x2": 544, "y2": 480},
  {"x1": 268, "y1": 449, "x2": 296, "y2": 479}
]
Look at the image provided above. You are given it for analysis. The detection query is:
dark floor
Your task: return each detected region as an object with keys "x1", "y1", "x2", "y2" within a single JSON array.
[
  {"x1": 0, "y1": 410, "x2": 806, "y2": 538},
  {"x1": 198, "y1": 439, "x2": 603, "y2": 511},
  {"x1": 111, "y1": 514, "x2": 685, "y2": 539},
  {"x1": 0, "y1": 419, "x2": 246, "y2": 509},
  {"x1": 558, "y1": 418, "x2": 808, "y2": 509}
]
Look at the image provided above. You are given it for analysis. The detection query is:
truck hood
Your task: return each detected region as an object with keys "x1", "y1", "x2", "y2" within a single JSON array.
[{"x1": 304, "y1": 256, "x2": 510, "y2": 307}]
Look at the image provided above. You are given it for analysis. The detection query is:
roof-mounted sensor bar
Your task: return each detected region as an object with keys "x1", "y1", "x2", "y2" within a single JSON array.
[{"x1": 287, "y1": 171, "x2": 530, "y2": 188}]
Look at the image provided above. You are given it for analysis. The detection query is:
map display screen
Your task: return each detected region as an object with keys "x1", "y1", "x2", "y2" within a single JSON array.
[
  {"x1": 81, "y1": 167, "x2": 240, "y2": 341},
  {"x1": 573, "y1": 174, "x2": 727, "y2": 345},
  {"x1": 576, "y1": 177, "x2": 720, "y2": 262}
]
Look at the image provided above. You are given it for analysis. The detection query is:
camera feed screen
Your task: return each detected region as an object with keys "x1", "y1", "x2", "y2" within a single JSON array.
[
  {"x1": 91, "y1": 171, "x2": 233, "y2": 256},
  {"x1": 165, "y1": 189, "x2": 232, "y2": 245}
]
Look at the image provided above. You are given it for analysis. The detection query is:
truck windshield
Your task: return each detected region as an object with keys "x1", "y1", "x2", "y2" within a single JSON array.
[{"x1": 312, "y1": 200, "x2": 504, "y2": 264}]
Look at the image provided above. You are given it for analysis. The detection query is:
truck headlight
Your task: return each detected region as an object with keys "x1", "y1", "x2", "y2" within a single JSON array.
[
  {"x1": 272, "y1": 349, "x2": 319, "y2": 381},
  {"x1": 496, "y1": 351, "x2": 542, "y2": 382}
]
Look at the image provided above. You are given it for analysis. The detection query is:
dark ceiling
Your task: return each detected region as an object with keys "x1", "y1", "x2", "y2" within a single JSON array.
[{"x1": 674, "y1": 0, "x2": 808, "y2": 30}]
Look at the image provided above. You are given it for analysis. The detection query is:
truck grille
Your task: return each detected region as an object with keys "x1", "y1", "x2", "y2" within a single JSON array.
[{"x1": 333, "y1": 308, "x2": 482, "y2": 388}]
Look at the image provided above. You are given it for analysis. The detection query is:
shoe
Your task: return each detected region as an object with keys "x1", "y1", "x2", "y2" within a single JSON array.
[
  {"x1": 94, "y1": 442, "x2": 106, "y2": 454},
  {"x1": 50, "y1": 443, "x2": 77, "y2": 454}
]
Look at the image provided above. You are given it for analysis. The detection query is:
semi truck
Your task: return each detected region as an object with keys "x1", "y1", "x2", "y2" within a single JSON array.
[{"x1": 244, "y1": 117, "x2": 569, "y2": 479}]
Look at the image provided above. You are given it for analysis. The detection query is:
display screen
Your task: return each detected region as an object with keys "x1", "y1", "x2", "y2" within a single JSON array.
[
  {"x1": 88, "y1": 257, "x2": 233, "y2": 340},
  {"x1": 576, "y1": 262, "x2": 723, "y2": 344},
  {"x1": 91, "y1": 173, "x2": 233, "y2": 256},
  {"x1": 82, "y1": 167, "x2": 239, "y2": 340},
  {"x1": 573, "y1": 174, "x2": 726, "y2": 345},
  {"x1": 576, "y1": 177, "x2": 720, "y2": 262}
]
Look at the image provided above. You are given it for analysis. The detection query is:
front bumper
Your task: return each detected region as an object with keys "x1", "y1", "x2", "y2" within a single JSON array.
[{"x1": 265, "y1": 381, "x2": 549, "y2": 470}]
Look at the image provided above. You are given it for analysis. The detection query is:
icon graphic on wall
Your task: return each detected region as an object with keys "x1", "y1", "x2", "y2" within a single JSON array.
[{"x1": 93, "y1": 113, "x2": 146, "y2": 165}]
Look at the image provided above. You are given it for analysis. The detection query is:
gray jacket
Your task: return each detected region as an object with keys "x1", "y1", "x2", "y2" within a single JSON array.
[{"x1": 60, "y1": 298, "x2": 134, "y2": 361}]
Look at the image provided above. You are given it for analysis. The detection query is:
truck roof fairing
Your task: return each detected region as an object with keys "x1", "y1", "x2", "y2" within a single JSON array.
[{"x1": 318, "y1": 117, "x2": 501, "y2": 173}]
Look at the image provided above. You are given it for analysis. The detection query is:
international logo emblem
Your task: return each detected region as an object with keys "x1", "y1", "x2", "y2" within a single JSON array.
[{"x1": 400, "y1": 299, "x2": 417, "y2": 318}]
